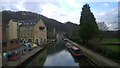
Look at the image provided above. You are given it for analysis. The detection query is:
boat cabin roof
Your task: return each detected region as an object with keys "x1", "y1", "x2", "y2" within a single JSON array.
[{"x1": 71, "y1": 46, "x2": 80, "y2": 50}]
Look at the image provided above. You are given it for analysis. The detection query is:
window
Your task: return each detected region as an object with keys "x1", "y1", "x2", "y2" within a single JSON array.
[
  {"x1": 10, "y1": 40, "x2": 13, "y2": 44},
  {"x1": 28, "y1": 39, "x2": 32, "y2": 42},
  {"x1": 15, "y1": 40, "x2": 18, "y2": 43},
  {"x1": 20, "y1": 40, "x2": 22, "y2": 43},
  {"x1": 44, "y1": 39, "x2": 46, "y2": 42},
  {"x1": 41, "y1": 39, "x2": 42, "y2": 42},
  {"x1": 2, "y1": 42, "x2": 7, "y2": 47},
  {"x1": 35, "y1": 34, "x2": 37, "y2": 37},
  {"x1": 22, "y1": 39, "x2": 24, "y2": 41},
  {"x1": 39, "y1": 26, "x2": 45, "y2": 30}
]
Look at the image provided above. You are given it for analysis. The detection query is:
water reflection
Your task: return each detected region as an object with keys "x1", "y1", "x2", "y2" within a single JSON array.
[
  {"x1": 25, "y1": 39, "x2": 91, "y2": 67},
  {"x1": 44, "y1": 49, "x2": 79, "y2": 66},
  {"x1": 46, "y1": 41, "x2": 66, "y2": 56},
  {"x1": 43, "y1": 40, "x2": 79, "y2": 66},
  {"x1": 26, "y1": 49, "x2": 47, "y2": 66}
]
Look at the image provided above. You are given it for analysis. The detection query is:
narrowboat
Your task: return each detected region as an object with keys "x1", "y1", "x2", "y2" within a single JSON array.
[{"x1": 69, "y1": 46, "x2": 83, "y2": 57}]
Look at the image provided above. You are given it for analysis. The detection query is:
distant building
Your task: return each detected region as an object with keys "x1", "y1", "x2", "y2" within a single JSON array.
[
  {"x1": 2, "y1": 20, "x2": 20, "y2": 66},
  {"x1": 19, "y1": 19, "x2": 47, "y2": 45},
  {"x1": 2, "y1": 19, "x2": 20, "y2": 52},
  {"x1": 2, "y1": 21, "x2": 8, "y2": 52},
  {"x1": 8, "y1": 20, "x2": 19, "y2": 39}
]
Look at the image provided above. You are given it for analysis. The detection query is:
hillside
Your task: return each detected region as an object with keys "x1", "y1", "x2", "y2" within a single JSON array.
[{"x1": 2, "y1": 10, "x2": 79, "y2": 38}]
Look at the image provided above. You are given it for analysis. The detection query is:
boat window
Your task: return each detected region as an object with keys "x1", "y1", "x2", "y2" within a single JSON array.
[{"x1": 74, "y1": 50, "x2": 80, "y2": 54}]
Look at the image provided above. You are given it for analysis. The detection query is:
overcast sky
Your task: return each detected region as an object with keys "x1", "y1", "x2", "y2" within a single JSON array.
[{"x1": 1, "y1": 0, "x2": 119, "y2": 31}]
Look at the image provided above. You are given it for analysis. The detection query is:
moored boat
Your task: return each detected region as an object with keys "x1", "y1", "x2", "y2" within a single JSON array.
[
  {"x1": 65, "y1": 42, "x2": 83, "y2": 57},
  {"x1": 69, "y1": 46, "x2": 82, "y2": 57}
]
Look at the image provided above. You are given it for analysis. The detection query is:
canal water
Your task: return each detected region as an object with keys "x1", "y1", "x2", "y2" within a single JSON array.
[{"x1": 24, "y1": 39, "x2": 92, "y2": 67}]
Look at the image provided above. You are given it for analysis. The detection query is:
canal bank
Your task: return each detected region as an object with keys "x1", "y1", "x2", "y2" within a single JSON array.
[
  {"x1": 66, "y1": 38, "x2": 120, "y2": 67},
  {"x1": 23, "y1": 39, "x2": 94, "y2": 67},
  {"x1": 2, "y1": 45, "x2": 46, "y2": 68}
]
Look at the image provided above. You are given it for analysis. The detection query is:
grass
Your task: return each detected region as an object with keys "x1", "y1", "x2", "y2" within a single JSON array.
[
  {"x1": 101, "y1": 38, "x2": 120, "y2": 43},
  {"x1": 71, "y1": 37, "x2": 120, "y2": 61},
  {"x1": 100, "y1": 38, "x2": 120, "y2": 54},
  {"x1": 103, "y1": 45, "x2": 120, "y2": 61},
  {"x1": 105, "y1": 45, "x2": 120, "y2": 52},
  {"x1": 91, "y1": 38, "x2": 120, "y2": 61}
]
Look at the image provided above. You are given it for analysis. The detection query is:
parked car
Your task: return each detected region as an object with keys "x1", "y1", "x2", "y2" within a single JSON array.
[
  {"x1": 10, "y1": 51, "x2": 20, "y2": 61},
  {"x1": 24, "y1": 43, "x2": 33, "y2": 51},
  {"x1": 7, "y1": 52, "x2": 12, "y2": 61},
  {"x1": 20, "y1": 42, "x2": 24, "y2": 45},
  {"x1": 21, "y1": 43, "x2": 29, "y2": 55},
  {"x1": 32, "y1": 43, "x2": 38, "y2": 48}
]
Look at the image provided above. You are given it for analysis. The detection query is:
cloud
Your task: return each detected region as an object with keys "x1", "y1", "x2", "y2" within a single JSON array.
[
  {"x1": 15, "y1": 2, "x2": 27, "y2": 11},
  {"x1": 23, "y1": 2, "x2": 43, "y2": 13},
  {"x1": 103, "y1": 3, "x2": 109, "y2": 6},
  {"x1": 1, "y1": 0, "x2": 57, "y2": 2},
  {"x1": 41, "y1": 3, "x2": 58, "y2": 17},
  {"x1": 2, "y1": 0, "x2": 119, "y2": 2},
  {"x1": 40, "y1": 0, "x2": 82, "y2": 24},
  {"x1": 1, "y1": 0, "x2": 118, "y2": 30},
  {"x1": 95, "y1": 8, "x2": 118, "y2": 30},
  {"x1": 54, "y1": 13, "x2": 80, "y2": 24},
  {"x1": 2, "y1": 0, "x2": 27, "y2": 11}
]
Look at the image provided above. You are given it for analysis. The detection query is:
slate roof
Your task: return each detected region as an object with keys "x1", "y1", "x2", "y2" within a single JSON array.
[{"x1": 18, "y1": 19, "x2": 39, "y2": 27}]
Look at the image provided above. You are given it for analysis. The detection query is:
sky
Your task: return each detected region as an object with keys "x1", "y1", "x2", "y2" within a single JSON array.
[{"x1": 1, "y1": 0, "x2": 119, "y2": 31}]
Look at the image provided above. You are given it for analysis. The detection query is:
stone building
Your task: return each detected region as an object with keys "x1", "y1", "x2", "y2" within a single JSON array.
[
  {"x1": 2, "y1": 19, "x2": 20, "y2": 52},
  {"x1": 19, "y1": 19, "x2": 47, "y2": 45}
]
